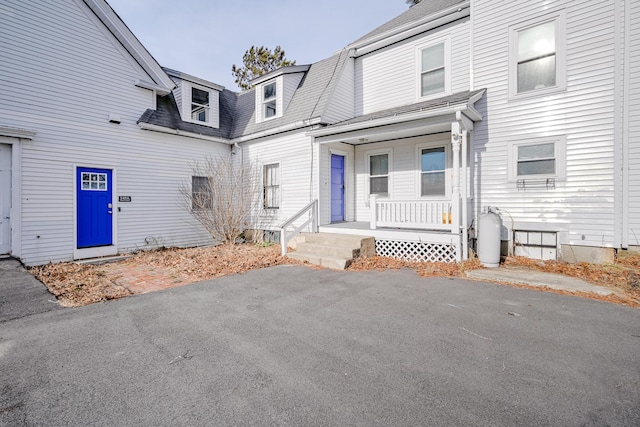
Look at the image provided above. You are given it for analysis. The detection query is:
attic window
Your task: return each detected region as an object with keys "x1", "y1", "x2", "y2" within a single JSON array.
[
  {"x1": 263, "y1": 82, "x2": 277, "y2": 119},
  {"x1": 191, "y1": 87, "x2": 210, "y2": 122}
]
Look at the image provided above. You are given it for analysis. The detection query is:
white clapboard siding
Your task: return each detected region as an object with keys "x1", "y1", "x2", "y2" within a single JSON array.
[
  {"x1": 240, "y1": 130, "x2": 318, "y2": 231},
  {"x1": 355, "y1": 18, "x2": 470, "y2": 116},
  {"x1": 0, "y1": 0, "x2": 228, "y2": 265},
  {"x1": 471, "y1": 0, "x2": 618, "y2": 249},
  {"x1": 353, "y1": 134, "x2": 451, "y2": 223},
  {"x1": 322, "y1": 58, "x2": 355, "y2": 124},
  {"x1": 628, "y1": 0, "x2": 640, "y2": 247}
]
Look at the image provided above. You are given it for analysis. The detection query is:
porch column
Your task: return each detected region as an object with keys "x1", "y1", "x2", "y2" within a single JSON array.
[
  {"x1": 369, "y1": 194, "x2": 378, "y2": 229},
  {"x1": 451, "y1": 122, "x2": 462, "y2": 262}
]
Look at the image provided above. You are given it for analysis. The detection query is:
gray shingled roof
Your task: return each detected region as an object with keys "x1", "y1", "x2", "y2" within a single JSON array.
[
  {"x1": 138, "y1": 1, "x2": 472, "y2": 141},
  {"x1": 138, "y1": 89, "x2": 236, "y2": 139},
  {"x1": 351, "y1": 0, "x2": 467, "y2": 45},
  {"x1": 326, "y1": 89, "x2": 484, "y2": 128},
  {"x1": 231, "y1": 49, "x2": 350, "y2": 139}
]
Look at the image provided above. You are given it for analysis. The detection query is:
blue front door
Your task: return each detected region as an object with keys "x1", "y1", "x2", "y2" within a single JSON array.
[
  {"x1": 331, "y1": 154, "x2": 344, "y2": 222},
  {"x1": 77, "y1": 167, "x2": 112, "y2": 248}
]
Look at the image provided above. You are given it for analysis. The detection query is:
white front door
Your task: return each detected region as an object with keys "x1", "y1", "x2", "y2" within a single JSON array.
[{"x1": 0, "y1": 144, "x2": 11, "y2": 254}]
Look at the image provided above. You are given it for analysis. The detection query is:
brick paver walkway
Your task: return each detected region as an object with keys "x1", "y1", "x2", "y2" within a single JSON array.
[{"x1": 101, "y1": 263, "x2": 190, "y2": 294}]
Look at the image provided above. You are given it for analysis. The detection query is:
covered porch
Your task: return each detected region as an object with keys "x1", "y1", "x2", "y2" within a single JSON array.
[{"x1": 308, "y1": 90, "x2": 485, "y2": 262}]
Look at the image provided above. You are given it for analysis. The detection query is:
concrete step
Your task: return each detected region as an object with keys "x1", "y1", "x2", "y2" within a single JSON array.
[
  {"x1": 300, "y1": 232, "x2": 372, "y2": 249},
  {"x1": 295, "y1": 242, "x2": 360, "y2": 259},
  {"x1": 287, "y1": 232, "x2": 375, "y2": 270},
  {"x1": 287, "y1": 252, "x2": 352, "y2": 270}
]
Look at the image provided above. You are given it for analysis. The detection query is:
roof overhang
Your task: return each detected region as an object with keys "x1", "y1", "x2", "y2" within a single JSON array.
[
  {"x1": 250, "y1": 64, "x2": 312, "y2": 86},
  {"x1": 347, "y1": 1, "x2": 470, "y2": 57},
  {"x1": 308, "y1": 90, "x2": 484, "y2": 145},
  {"x1": 138, "y1": 122, "x2": 232, "y2": 145},
  {"x1": 163, "y1": 68, "x2": 225, "y2": 91},
  {"x1": 83, "y1": 0, "x2": 175, "y2": 92}
]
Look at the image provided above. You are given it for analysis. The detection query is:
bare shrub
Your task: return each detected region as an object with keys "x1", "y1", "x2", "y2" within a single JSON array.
[{"x1": 181, "y1": 154, "x2": 261, "y2": 245}]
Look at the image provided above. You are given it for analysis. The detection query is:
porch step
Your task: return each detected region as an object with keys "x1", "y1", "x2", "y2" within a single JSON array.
[{"x1": 288, "y1": 232, "x2": 375, "y2": 270}]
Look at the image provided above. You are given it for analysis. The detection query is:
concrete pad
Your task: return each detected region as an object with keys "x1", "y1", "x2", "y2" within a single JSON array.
[{"x1": 465, "y1": 267, "x2": 614, "y2": 296}]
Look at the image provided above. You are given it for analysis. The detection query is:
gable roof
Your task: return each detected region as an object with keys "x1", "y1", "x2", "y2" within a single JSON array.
[
  {"x1": 351, "y1": 0, "x2": 468, "y2": 46},
  {"x1": 83, "y1": 0, "x2": 175, "y2": 92},
  {"x1": 133, "y1": 0, "x2": 476, "y2": 143}
]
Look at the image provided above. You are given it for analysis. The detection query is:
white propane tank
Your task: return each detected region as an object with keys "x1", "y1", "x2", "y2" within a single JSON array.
[{"x1": 478, "y1": 207, "x2": 502, "y2": 268}]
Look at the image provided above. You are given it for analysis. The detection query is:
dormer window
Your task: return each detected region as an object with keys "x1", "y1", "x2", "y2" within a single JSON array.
[
  {"x1": 163, "y1": 68, "x2": 223, "y2": 128},
  {"x1": 263, "y1": 82, "x2": 277, "y2": 119},
  {"x1": 182, "y1": 83, "x2": 219, "y2": 128},
  {"x1": 191, "y1": 87, "x2": 210, "y2": 123}
]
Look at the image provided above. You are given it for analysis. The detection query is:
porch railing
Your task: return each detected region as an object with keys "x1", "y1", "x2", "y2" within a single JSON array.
[
  {"x1": 279, "y1": 199, "x2": 318, "y2": 256},
  {"x1": 370, "y1": 195, "x2": 453, "y2": 231}
]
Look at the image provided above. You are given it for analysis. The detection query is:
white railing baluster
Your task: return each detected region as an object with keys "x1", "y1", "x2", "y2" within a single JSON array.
[{"x1": 371, "y1": 199, "x2": 454, "y2": 231}]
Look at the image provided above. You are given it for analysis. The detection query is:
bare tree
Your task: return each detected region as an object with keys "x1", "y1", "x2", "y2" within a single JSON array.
[{"x1": 181, "y1": 154, "x2": 261, "y2": 245}]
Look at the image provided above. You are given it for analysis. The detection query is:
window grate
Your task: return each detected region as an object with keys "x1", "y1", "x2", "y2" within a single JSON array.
[{"x1": 513, "y1": 230, "x2": 557, "y2": 260}]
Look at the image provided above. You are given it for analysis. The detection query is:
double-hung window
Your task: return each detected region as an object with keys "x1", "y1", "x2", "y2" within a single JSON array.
[
  {"x1": 192, "y1": 176, "x2": 212, "y2": 210},
  {"x1": 263, "y1": 163, "x2": 280, "y2": 209},
  {"x1": 369, "y1": 153, "x2": 389, "y2": 197},
  {"x1": 420, "y1": 43, "x2": 445, "y2": 96},
  {"x1": 510, "y1": 14, "x2": 565, "y2": 97},
  {"x1": 263, "y1": 82, "x2": 277, "y2": 119},
  {"x1": 420, "y1": 147, "x2": 446, "y2": 196},
  {"x1": 417, "y1": 37, "x2": 449, "y2": 99},
  {"x1": 191, "y1": 87, "x2": 210, "y2": 123}
]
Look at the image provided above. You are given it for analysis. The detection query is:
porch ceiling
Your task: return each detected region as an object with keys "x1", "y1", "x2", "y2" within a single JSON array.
[{"x1": 309, "y1": 89, "x2": 485, "y2": 145}]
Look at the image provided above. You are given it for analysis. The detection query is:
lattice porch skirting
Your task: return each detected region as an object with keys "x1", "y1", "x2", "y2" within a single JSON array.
[{"x1": 375, "y1": 239, "x2": 457, "y2": 263}]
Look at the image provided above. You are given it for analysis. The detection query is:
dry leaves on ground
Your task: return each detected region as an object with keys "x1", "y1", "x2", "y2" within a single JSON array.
[
  {"x1": 29, "y1": 244, "x2": 640, "y2": 308},
  {"x1": 29, "y1": 262, "x2": 131, "y2": 307}
]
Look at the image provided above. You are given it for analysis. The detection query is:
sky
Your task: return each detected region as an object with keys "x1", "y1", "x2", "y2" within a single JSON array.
[{"x1": 106, "y1": 0, "x2": 409, "y2": 91}]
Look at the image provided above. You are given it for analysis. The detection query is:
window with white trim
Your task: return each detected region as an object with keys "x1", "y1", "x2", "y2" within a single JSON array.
[
  {"x1": 420, "y1": 146, "x2": 446, "y2": 196},
  {"x1": 263, "y1": 82, "x2": 277, "y2": 119},
  {"x1": 508, "y1": 137, "x2": 566, "y2": 181},
  {"x1": 510, "y1": 13, "x2": 565, "y2": 97},
  {"x1": 368, "y1": 153, "x2": 390, "y2": 197},
  {"x1": 263, "y1": 163, "x2": 280, "y2": 209},
  {"x1": 416, "y1": 37, "x2": 450, "y2": 99}
]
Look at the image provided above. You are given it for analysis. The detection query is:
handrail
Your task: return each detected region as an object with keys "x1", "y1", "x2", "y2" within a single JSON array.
[{"x1": 278, "y1": 199, "x2": 318, "y2": 256}]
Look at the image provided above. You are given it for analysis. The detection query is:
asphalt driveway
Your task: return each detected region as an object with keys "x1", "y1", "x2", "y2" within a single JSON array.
[{"x1": 1, "y1": 265, "x2": 639, "y2": 426}]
